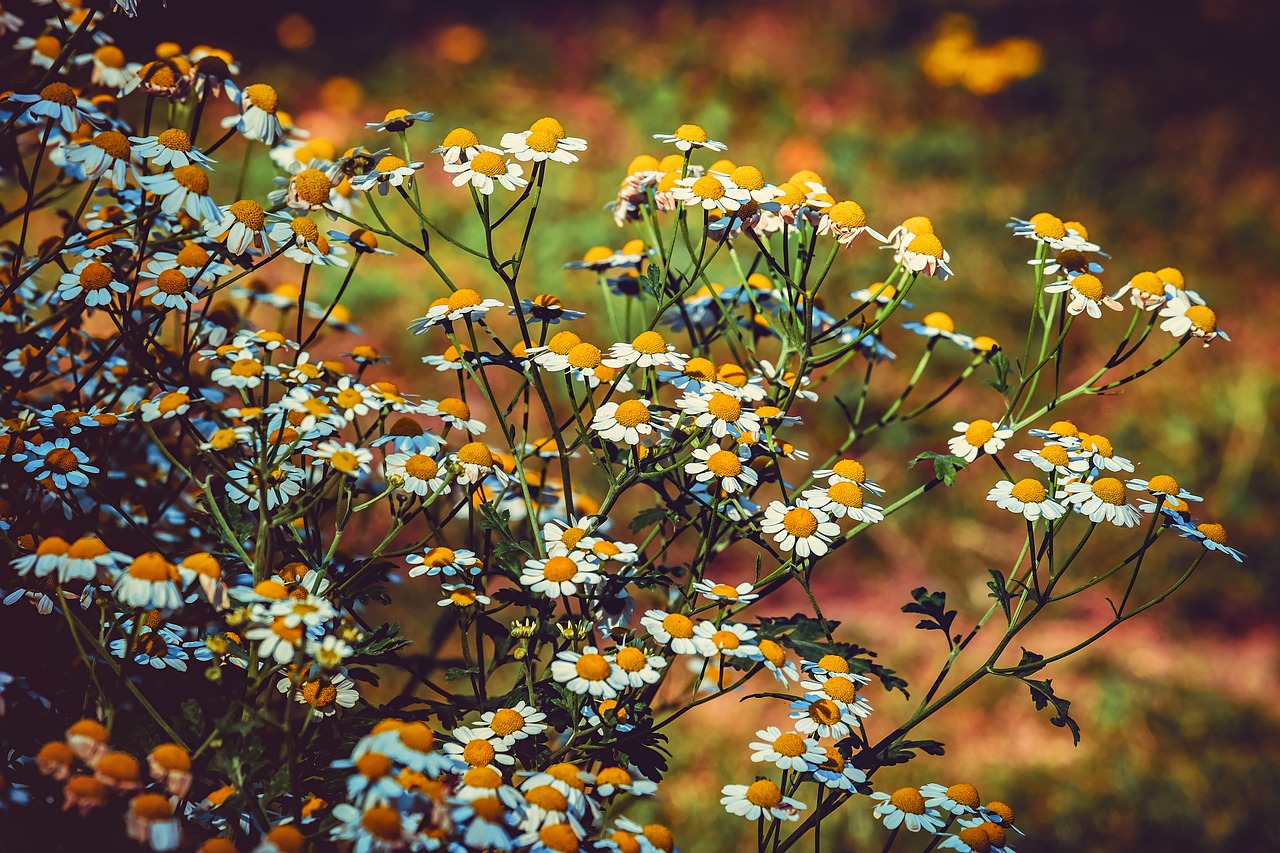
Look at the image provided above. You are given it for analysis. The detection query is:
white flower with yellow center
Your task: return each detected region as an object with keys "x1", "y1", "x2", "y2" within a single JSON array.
[
  {"x1": 419, "y1": 396, "x2": 486, "y2": 435},
  {"x1": 66, "y1": 130, "x2": 135, "y2": 190},
  {"x1": 607, "y1": 645, "x2": 666, "y2": 689},
  {"x1": 591, "y1": 398, "x2": 664, "y2": 446},
  {"x1": 139, "y1": 387, "x2": 193, "y2": 422},
  {"x1": 672, "y1": 172, "x2": 739, "y2": 213},
  {"x1": 947, "y1": 419, "x2": 1014, "y2": 463},
  {"x1": 748, "y1": 727, "x2": 826, "y2": 772},
  {"x1": 1057, "y1": 477, "x2": 1142, "y2": 527},
  {"x1": 1172, "y1": 521, "x2": 1243, "y2": 562},
  {"x1": 326, "y1": 377, "x2": 382, "y2": 422},
  {"x1": 474, "y1": 701, "x2": 548, "y2": 744},
  {"x1": 887, "y1": 214, "x2": 936, "y2": 251},
  {"x1": 640, "y1": 609, "x2": 701, "y2": 656},
  {"x1": 267, "y1": 214, "x2": 349, "y2": 266},
  {"x1": 450, "y1": 441, "x2": 509, "y2": 487},
  {"x1": 277, "y1": 672, "x2": 359, "y2": 719},
  {"x1": 444, "y1": 150, "x2": 527, "y2": 194},
  {"x1": 350, "y1": 154, "x2": 423, "y2": 195},
  {"x1": 751, "y1": 638, "x2": 800, "y2": 686},
  {"x1": 920, "y1": 782, "x2": 983, "y2": 816},
  {"x1": 720, "y1": 780, "x2": 805, "y2": 822},
  {"x1": 761, "y1": 501, "x2": 839, "y2": 558},
  {"x1": 113, "y1": 552, "x2": 182, "y2": 611},
  {"x1": 693, "y1": 579, "x2": 758, "y2": 604},
  {"x1": 817, "y1": 200, "x2": 887, "y2": 247},
  {"x1": 520, "y1": 553, "x2": 600, "y2": 598},
  {"x1": 788, "y1": 694, "x2": 857, "y2": 739},
  {"x1": 210, "y1": 353, "x2": 273, "y2": 390},
  {"x1": 436, "y1": 583, "x2": 490, "y2": 609},
  {"x1": 1127, "y1": 474, "x2": 1202, "y2": 504},
  {"x1": 692, "y1": 620, "x2": 758, "y2": 660},
  {"x1": 1073, "y1": 433, "x2": 1133, "y2": 473},
  {"x1": 444, "y1": 726, "x2": 515, "y2": 767},
  {"x1": 221, "y1": 82, "x2": 285, "y2": 145},
  {"x1": 676, "y1": 391, "x2": 761, "y2": 438},
  {"x1": 501, "y1": 117, "x2": 587, "y2": 165},
  {"x1": 1113, "y1": 270, "x2": 1169, "y2": 310},
  {"x1": 1012, "y1": 444, "x2": 1075, "y2": 476},
  {"x1": 813, "y1": 745, "x2": 868, "y2": 790},
  {"x1": 685, "y1": 445, "x2": 757, "y2": 494},
  {"x1": 719, "y1": 164, "x2": 783, "y2": 205},
  {"x1": 309, "y1": 440, "x2": 373, "y2": 478},
  {"x1": 139, "y1": 164, "x2": 223, "y2": 223},
  {"x1": 604, "y1": 330, "x2": 687, "y2": 370},
  {"x1": 812, "y1": 458, "x2": 887, "y2": 495},
  {"x1": 131, "y1": 128, "x2": 214, "y2": 169},
  {"x1": 56, "y1": 259, "x2": 128, "y2": 307},
  {"x1": 205, "y1": 199, "x2": 272, "y2": 255},
  {"x1": 870, "y1": 787, "x2": 945, "y2": 833},
  {"x1": 1043, "y1": 272, "x2": 1122, "y2": 318},
  {"x1": 987, "y1": 478, "x2": 1067, "y2": 521},
  {"x1": 802, "y1": 670, "x2": 872, "y2": 716},
  {"x1": 433, "y1": 126, "x2": 500, "y2": 165},
  {"x1": 801, "y1": 481, "x2": 884, "y2": 523},
  {"x1": 550, "y1": 647, "x2": 619, "y2": 699},
  {"x1": 542, "y1": 516, "x2": 603, "y2": 558},
  {"x1": 654, "y1": 123, "x2": 727, "y2": 152},
  {"x1": 1158, "y1": 294, "x2": 1228, "y2": 346},
  {"x1": 407, "y1": 546, "x2": 478, "y2": 578},
  {"x1": 527, "y1": 330, "x2": 585, "y2": 373},
  {"x1": 896, "y1": 232, "x2": 953, "y2": 280},
  {"x1": 138, "y1": 267, "x2": 200, "y2": 310}
]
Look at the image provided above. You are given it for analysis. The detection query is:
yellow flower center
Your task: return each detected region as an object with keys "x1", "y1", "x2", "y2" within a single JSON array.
[
  {"x1": 156, "y1": 391, "x2": 190, "y2": 413},
  {"x1": 822, "y1": 675, "x2": 858, "y2": 704},
  {"x1": 92, "y1": 131, "x2": 131, "y2": 160},
  {"x1": 1146, "y1": 474, "x2": 1179, "y2": 495},
  {"x1": 435, "y1": 397, "x2": 471, "y2": 421},
  {"x1": 889, "y1": 787, "x2": 926, "y2": 814},
  {"x1": 673, "y1": 124, "x2": 708, "y2": 143},
  {"x1": 461, "y1": 739, "x2": 495, "y2": 767},
  {"x1": 567, "y1": 342, "x2": 602, "y2": 369},
  {"x1": 128, "y1": 552, "x2": 179, "y2": 581},
  {"x1": 289, "y1": 217, "x2": 320, "y2": 243},
  {"x1": 705, "y1": 449, "x2": 743, "y2": 478},
  {"x1": 644, "y1": 825, "x2": 675, "y2": 853},
  {"x1": 730, "y1": 165, "x2": 765, "y2": 190},
  {"x1": 290, "y1": 168, "x2": 332, "y2": 205},
  {"x1": 301, "y1": 680, "x2": 339, "y2": 707},
  {"x1": 758, "y1": 639, "x2": 786, "y2": 667},
  {"x1": 1010, "y1": 478, "x2": 1047, "y2": 503},
  {"x1": 446, "y1": 288, "x2": 483, "y2": 311},
  {"x1": 457, "y1": 442, "x2": 493, "y2": 467},
  {"x1": 707, "y1": 393, "x2": 742, "y2": 422},
  {"x1": 690, "y1": 175, "x2": 725, "y2": 200},
  {"x1": 1079, "y1": 433, "x2": 1114, "y2": 458},
  {"x1": 41, "y1": 81, "x2": 77, "y2": 106},
  {"x1": 1036, "y1": 445, "x2": 1069, "y2": 467},
  {"x1": 1185, "y1": 305, "x2": 1217, "y2": 334},
  {"x1": 1032, "y1": 214, "x2": 1066, "y2": 240},
  {"x1": 613, "y1": 400, "x2": 651, "y2": 428},
  {"x1": 957, "y1": 827, "x2": 992, "y2": 852},
  {"x1": 155, "y1": 269, "x2": 190, "y2": 295},
  {"x1": 596, "y1": 766, "x2": 633, "y2": 788},
  {"x1": 906, "y1": 233, "x2": 945, "y2": 258},
  {"x1": 172, "y1": 164, "x2": 210, "y2": 194},
  {"x1": 359, "y1": 806, "x2": 402, "y2": 841},
  {"x1": 1071, "y1": 274, "x2": 1104, "y2": 300},
  {"x1": 1196, "y1": 522, "x2": 1226, "y2": 543},
  {"x1": 229, "y1": 199, "x2": 265, "y2": 229},
  {"x1": 661, "y1": 613, "x2": 694, "y2": 639},
  {"x1": 78, "y1": 262, "x2": 114, "y2": 290},
  {"x1": 923, "y1": 311, "x2": 955, "y2": 332},
  {"x1": 627, "y1": 154, "x2": 660, "y2": 173},
  {"x1": 745, "y1": 779, "x2": 783, "y2": 808},
  {"x1": 769, "y1": 732, "x2": 806, "y2": 757},
  {"x1": 538, "y1": 823, "x2": 579, "y2": 853},
  {"x1": 449, "y1": 588, "x2": 478, "y2": 607},
  {"x1": 230, "y1": 359, "x2": 263, "y2": 378},
  {"x1": 782, "y1": 507, "x2": 819, "y2": 537},
  {"x1": 531, "y1": 117, "x2": 567, "y2": 139},
  {"x1": 443, "y1": 127, "x2": 480, "y2": 148},
  {"x1": 711, "y1": 629, "x2": 741, "y2": 651},
  {"x1": 541, "y1": 556, "x2": 578, "y2": 583},
  {"x1": 526, "y1": 129, "x2": 559, "y2": 153},
  {"x1": 946, "y1": 782, "x2": 981, "y2": 808},
  {"x1": 243, "y1": 83, "x2": 279, "y2": 114},
  {"x1": 574, "y1": 653, "x2": 611, "y2": 681},
  {"x1": 547, "y1": 330, "x2": 582, "y2": 355},
  {"x1": 1090, "y1": 477, "x2": 1126, "y2": 505},
  {"x1": 1157, "y1": 266, "x2": 1185, "y2": 289},
  {"x1": 484, "y1": 708, "x2": 524, "y2": 737},
  {"x1": 1128, "y1": 271, "x2": 1164, "y2": 295},
  {"x1": 828, "y1": 481, "x2": 865, "y2": 508},
  {"x1": 173, "y1": 243, "x2": 209, "y2": 268},
  {"x1": 818, "y1": 653, "x2": 849, "y2": 673},
  {"x1": 615, "y1": 647, "x2": 648, "y2": 672},
  {"x1": 964, "y1": 420, "x2": 996, "y2": 447},
  {"x1": 329, "y1": 450, "x2": 361, "y2": 473},
  {"x1": 827, "y1": 200, "x2": 868, "y2": 228},
  {"x1": 469, "y1": 151, "x2": 506, "y2": 177}
]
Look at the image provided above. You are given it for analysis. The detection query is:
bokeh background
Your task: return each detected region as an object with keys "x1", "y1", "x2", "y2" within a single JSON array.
[{"x1": 100, "y1": 0, "x2": 1280, "y2": 849}]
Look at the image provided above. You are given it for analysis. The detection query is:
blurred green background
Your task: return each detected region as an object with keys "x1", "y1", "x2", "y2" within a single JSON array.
[{"x1": 112, "y1": 0, "x2": 1280, "y2": 849}]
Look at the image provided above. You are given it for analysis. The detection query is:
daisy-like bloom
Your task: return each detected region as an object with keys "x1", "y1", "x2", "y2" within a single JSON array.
[
  {"x1": 672, "y1": 172, "x2": 740, "y2": 214},
  {"x1": 721, "y1": 164, "x2": 784, "y2": 205},
  {"x1": 921, "y1": 781, "x2": 982, "y2": 817},
  {"x1": 221, "y1": 82, "x2": 285, "y2": 145},
  {"x1": 694, "y1": 579, "x2": 759, "y2": 604},
  {"x1": 607, "y1": 645, "x2": 666, "y2": 690},
  {"x1": 591, "y1": 399, "x2": 664, "y2": 447},
  {"x1": 328, "y1": 377, "x2": 382, "y2": 421},
  {"x1": 1172, "y1": 520, "x2": 1244, "y2": 562},
  {"x1": 474, "y1": 701, "x2": 548, "y2": 744},
  {"x1": 801, "y1": 480, "x2": 885, "y2": 524},
  {"x1": 1012, "y1": 443, "x2": 1075, "y2": 476},
  {"x1": 871, "y1": 788, "x2": 946, "y2": 833},
  {"x1": 654, "y1": 123, "x2": 727, "y2": 152},
  {"x1": 1159, "y1": 294, "x2": 1228, "y2": 346},
  {"x1": 1127, "y1": 474, "x2": 1202, "y2": 504},
  {"x1": 676, "y1": 391, "x2": 761, "y2": 438},
  {"x1": 350, "y1": 154, "x2": 423, "y2": 195},
  {"x1": 501, "y1": 116, "x2": 587, "y2": 164},
  {"x1": 205, "y1": 199, "x2": 272, "y2": 255},
  {"x1": 445, "y1": 149, "x2": 527, "y2": 194},
  {"x1": 761, "y1": 501, "x2": 839, "y2": 558},
  {"x1": 275, "y1": 166, "x2": 338, "y2": 213},
  {"x1": 752, "y1": 638, "x2": 801, "y2": 686},
  {"x1": 789, "y1": 693, "x2": 859, "y2": 739},
  {"x1": 130, "y1": 128, "x2": 214, "y2": 169},
  {"x1": 1008, "y1": 212, "x2": 1099, "y2": 252},
  {"x1": 516, "y1": 292, "x2": 587, "y2": 325},
  {"x1": 817, "y1": 200, "x2": 887, "y2": 246},
  {"x1": 437, "y1": 583, "x2": 491, "y2": 610},
  {"x1": 329, "y1": 803, "x2": 419, "y2": 852},
  {"x1": 386, "y1": 450, "x2": 450, "y2": 498},
  {"x1": 224, "y1": 453, "x2": 306, "y2": 512},
  {"x1": 55, "y1": 259, "x2": 128, "y2": 307},
  {"x1": 1073, "y1": 433, "x2": 1134, "y2": 473},
  {"x1": 903, "y1": 311, "x2": 972, "y2": 348},
  {"x1": 948, "y1": 419, "x2": 1014, "y2": 463},
  {"x1": 1058, "y1": 477, "x2": 1142, "y2": 527},
  {"x1": 692, "y1": 620, "x2": 760, "y2": 661},
  {"x1": 310, "y1": 440, "x2": 374, "y2": 478},
  {"x1": 433, "y1": 126, "x2": 499, "y2": 164},
  {"x1": 407, "y1": 545, "x2": 479, "y2": 578},
  {"x1": 750, "y1": 727, "x2": 826, "y2": 772},
  {"x1": 139, "y1": 387, "x2": 194, "y2": 422},
  {"x1": 986, "y1": 478, "x2": 1067, "y2": 521},
  {"x1": 23, "y1": 438, "x2": 99, "y2": 489},
  {"x1": 812, "y1": 458, "x2": 887, "y2": 496},
  {"x1": 124, "y1": 792, "x2": 180, "y2": 850},
  {"x1": 1043, "y1": 272, "x2": 1123, "y2": 318},
  {"x1": 639, "y1": 610, "x2": 700, "y2": 656},
  {"x1": 802, "y1": 668, "x2": 873, "y2": 717},
  {"x1": 419, "y1": 397, "x2": 486, "y2": 435},
  {"x1": 277, "y1": 672, "x2": 360, "y2": 719},
  {"x1": 444, "y1": 726, "x2": 517, "y2": 770},
  {"x1": 8, "y1": 82, "x2": 94, "y2": 133},
  {"x1": 542, "y1": 515, "x2": 603, "y2": 559},
  {"x1": 114, "y1": 552, "x2": 182, "y2": 610},
  {"x1": 897, "y1": 233, "x2": 954, "y2": 280},
  {"x1": 520, "y1": 553, "x2": 600, "y2": 598},
  {"x1": 550, "y1": 647, "x2": 619, "y2": 699},
  {"x1": 269, "y1": 215, "x2": 349, "y2": 266},
  {"x1": 720, "y1": 780, "x2": 805, "y2": 822},
  {"x1": 527, "y1": 330, "x2": 585, "y2": 372},
  {"x1": 138, "y1": 164, "x2": 223, "y2": 223},
  {"x1": 809, "y1": 745, "x2": 867, "y2": 791},
  {"x1": 210, "y1": 353, "x2": 274, "y2": 390},
  {"x1": 65, "y1": 130, "x2": 135, "y2": 189},
  {"x1": 604, "y1": 330, "x2": 687, "y2": 371},
  {"x1": 1029, "y1": 246, "x2": 1105, "y2": 281},
  {"x1": 684, "y1": 444, "x2": 758, "y2": 494},
  {"x1": 366, "y1": 107, "x2": 434, "y2": 132},
  {"x1": 938, "y1": 825, "x2": 1006, "y2": 852},
  {"x1": 146, "y1": 743, "x2": 194, "y2": 800},
  {"x1": 138, "y1": 268, "x2": 201, "y2": 310}
]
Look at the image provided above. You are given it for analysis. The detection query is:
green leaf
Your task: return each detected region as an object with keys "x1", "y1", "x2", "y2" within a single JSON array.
[
  {"x1": 987, "y1": 568, "x2": 1012, "y2": 621},
  {"x1": 908, "y1": 451, "x2": 967, "y2": 486},
  {"x1": 984, "y1": 350, "x2": 1012, "y2": 394},
  {"x1": 356, "y1": 622, "x2": 412, "y2": 658},
  {"x1": 1021, "y1": 675, "x2": 1081, "y2": 745},
  {"x1": 902, "y1": 587, "x2": 957, "y2": 641},
  {"x1": 638, "y1": 267, "x2": 667, "y2": 299},
  {"x1": 629, "y1": 506, "x2": 673, "y2": 533},
  {"x1": 445, "y1": 666, "x2": 480, "y2": 683}
]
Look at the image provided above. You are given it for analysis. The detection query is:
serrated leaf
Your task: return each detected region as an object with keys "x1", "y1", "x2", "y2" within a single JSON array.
[
  {"x1": 445, "y1": 666, "x2": 480, "y2": 683},
  {"x1": 908, "y1": 451, "x2": 967, "y2": 487},
  {"x1": 902, "y1": 587, "x2": 957, "y2": 639},
  {"x1": 984, "y1": 350, "x2": 1012, "y2": 394},
  {"x1": 630, "y1": 506, "x2": 673, "y2": 533},
  {"x1": 1022, "y1": 676, "x2": 1081, "y2": 745},
  {"x1": 987, "y1": 568, "x2": 1012, "y2": 621}
]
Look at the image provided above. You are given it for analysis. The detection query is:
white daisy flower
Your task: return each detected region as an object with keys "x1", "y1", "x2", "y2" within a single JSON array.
[
  {"x1": 640, "y1": 609, "x2": 701, "y2": 656},
  {"x1": 1113, "y1": 269, "x2": 1171, "y2": 311},
  {"x1": 871, "y1": 788, "x2": 946, "y2": 833},
  {"x1": 753, "y1": 639, "x2": 801, "y2": 686},
  {"x1": 811, "y1": 458, "x2": 886, "y2": 495},
  {"x1": 591, "y1": 399, "x2": 665, "y2": 447},
  {"x1": 760, "y1": 501, "x2": 839, "y2": 558},
  {"x1": 986, "y1": 478, "x2": 1067, "y2": 521},
  {"x1": 607, "y1": 646, "x2": 666, "y2": 690},
  {"x1": 788, "y1": 694, "x2": 858, "y2": 739},
  {"x1": 221, "y1": 82, "x2": 285, "y2": 146},
  {"x1": 1172, "y1": 521, "x2": 1244, "y2": 562},
  {"x1": 309, "y1": 440, "x2": 374, "y2": 478},
  {"x1": 654, "y1": 123, "x2": 727, "y2": 152},
  {"x1": 130, "y1": 128, "x2": 215, "y2": 169},
  {"x1": 920, "y1": 782, "x2": 982, "y2": 816},
  {"x1": 419, "y1": 397, "x2": 486, "y2": 434},
  {"x1": 692, "y1": 620, "x2": 759, "y2": 659},
  {"x1": 801, "y1": 670, "x2": 873, "y2": 719},
  {"x1": 1012, "y1": 444, "x2": 1075, "y2": 476},
  {"x1": 672, "y1": 172, "x2": 740, "y2": 213},
  {"x1": 1127, "y1": 474, "x2": 1202, "y2": 503},
  {"x1": 800, "y1": 481, "x2": 884, "y2": 523},
  {"x1": 816, "y1": 200, "x2": 887, "y2": 246},
  {"x1": 603, "y1": 330, "x2": 687, "y2": 371},
  {"x1": 433, "y1": 127, "x2": 501, "y2": 165},
  {"x1": 500, "y1": 118, "x2": 587, "y2": 165},
  {"x1": 437, "y1": 583, "x2": 491, "y2": 609},
  {"x1": 526, "y1": 330, "x2": 585, "y2": 373},
  {"x1": 676, "y1": 391, "x2": 761, "y2": 438},
  {"x1": 749, "y1": 727, "x2": 826, "y2": 772},
  {"x1": 22, "y1": 438, "x2": 98, "y2": 489},
  {"x1": 1073, "y1": 433, "x2": 1134, "y2": 473},
  {"x1": 138, "y1": 165, "x2": 223, "y2": 223},
  {"x1": 550, "y1": 647, "x2": 619, "y2": 699},
  {"x1": 56, "y1": 259, "x2": 128, "y2": 307},
  {"x1": 407, "y1": 546, "x2": 478, "y2": 578},
  {"x1": 947, "y1": 419, "x2": 1014, "y2": 463},
  {"x1": 896, "y1": 233, "x2": 953, "y2": 281},
  {"x1": 445, "y1": 150, "x2": 527, "y2": 194},
  {"x1": 1158, "y1": 293, "x2": 1228, "y2": 346},
  {"x1": 327, "y1": 378, "x2": 382, "y2": 421},
  {"x1": 350, "y1": 153, "x2": 422, "y2": 195},
  {"x1": 210, "y1": 354, "x2": 274, "y2": 390},
  {"x1": 113, "y1": 552, "x2": 183, "y2": 610},
  {"x1": 443, "y1": 726, "x2": 515, "y2": 768},
  {"x1": 65, "y1": 130, "x2": 135, "y2": 189},
  {"x1": 812, "y1": 746, "x2": 868, "y2": 790},
  {"x1": 520, "y1": 553, "x2": 600, "y2": 598},
  {"x1": 205, "y1": 199, "x2": 273, "y2": 255},
  {"x1": 720, "y1": 780, "x2": 805, "y2": 821},
  {"x1": 684, "y1": 445, "x2": 758, "y2": 494},
  {"x1": 277, "y1": 672, "x2": 359, "y2": 718},
  {"x1": 1043, "y1": 273, "x2": 1123, "y2": 318},
  {"x1": 474, "y1": 701, "x2": 548, "y2": 744},
  {"x1": 1057, "y1": 477, "x2": 1142, "y2": 527},
  {"x1": 693, "y1": 579, "x2": 758, "y2": 603},
  {"x1": 139, "y1": 387, "x2": 194, "y2": 422}
]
